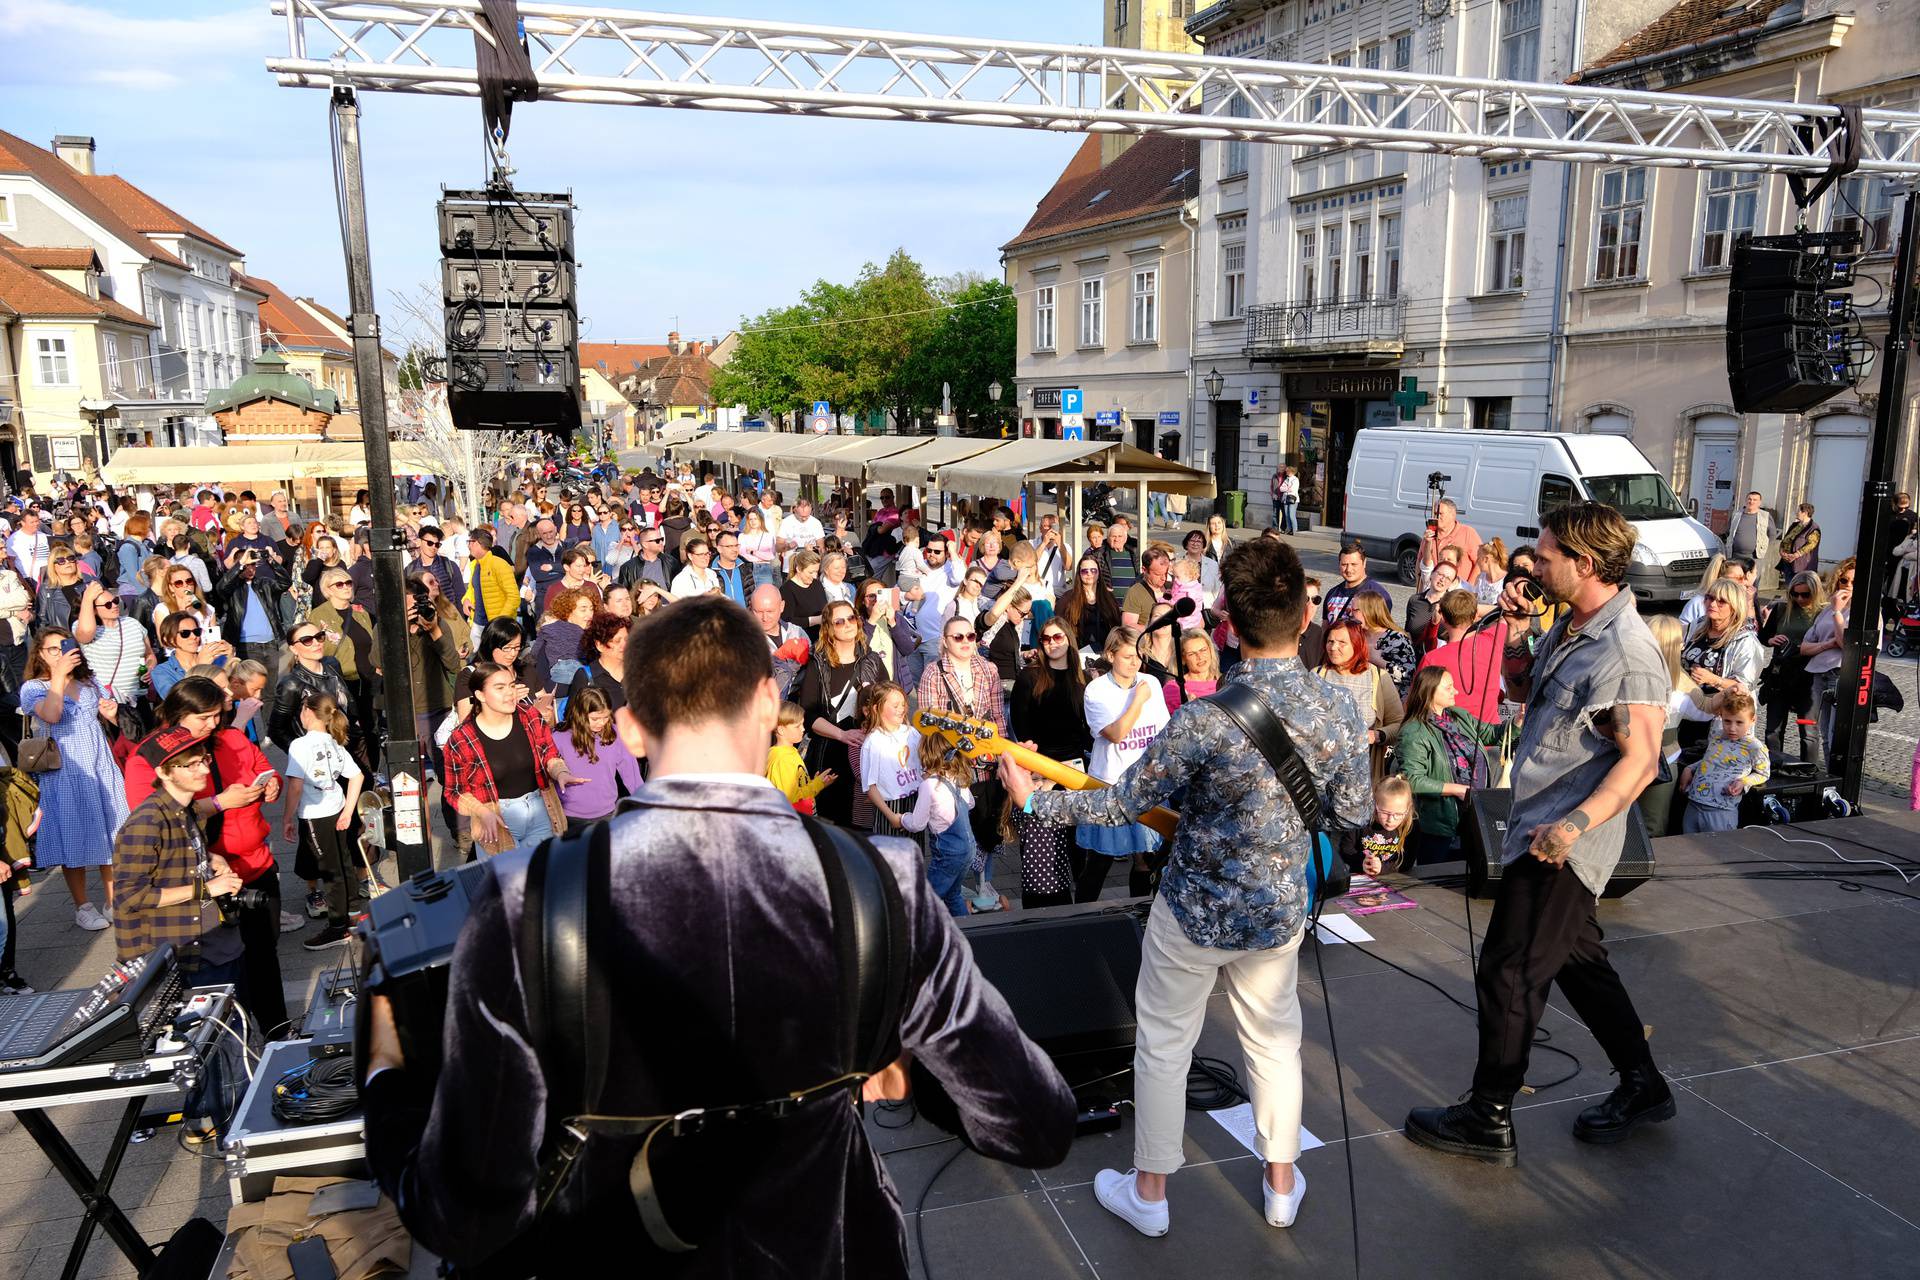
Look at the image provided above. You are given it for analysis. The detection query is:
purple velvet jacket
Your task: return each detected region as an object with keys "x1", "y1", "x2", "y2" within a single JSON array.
[{"x1": 365, "y1": 777, "x2": 1074, "y2": 1275}]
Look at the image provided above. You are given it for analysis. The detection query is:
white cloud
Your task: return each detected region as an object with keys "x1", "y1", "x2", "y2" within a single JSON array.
[
  {"x1": 88, "y1": 67, "x2": 187, "y2": 91},
  {"x1": 0, "y1": 1, "x2": 269, "y2": 91}
]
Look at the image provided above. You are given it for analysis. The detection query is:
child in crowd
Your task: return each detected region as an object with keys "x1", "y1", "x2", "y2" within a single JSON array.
[
  {"x1": 554, "y1": 688, "x2": 642, "y2": 824},
  {"x1": 897, "y1": 730, "x2": 977, "y2": 917},
  {"x1": 227, "y1": 659, "x2": 269, "y2": 745},
  {"x1": 1679, "y1": 688, "x2": 1769, "y2": 834},
  {"x1": 280, "y1": 692, "x2": 364, "y2": 951},
  {"x1": 859, "y1": 682, "x2": 920, "y2": 834},
  {"x1": 1338, "y1": 775, "x2": 1415, "y2": 875},
  {"x1": 767, "y1": 701, "x2": 834, "y2": 813},
  {"x1": 1168, "y1": 557, "x2": 1207, "y2": 629}
]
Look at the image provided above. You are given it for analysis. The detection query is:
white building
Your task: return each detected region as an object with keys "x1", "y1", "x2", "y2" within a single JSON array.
[
  {"x1": 0, "y1": 131, "x2": 263, "y2": 465},
  {"x1": 1184, "y1": 0, "x2": 1666, "y2": 528}
]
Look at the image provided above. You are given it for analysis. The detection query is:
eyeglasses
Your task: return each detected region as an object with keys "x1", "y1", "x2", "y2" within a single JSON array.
[
  {"x1": 51, "y1": 557, "x2": 74, "y2": 567},
  {"x1": 947, "y1": 632, "x2": 978, "y2": 644},
  {"x1": 690, "y1": 549, "x2": 711, "y2": 557},
  {"x1": 1308, "y1": 594, "x2": 1322, "y2": 605},
  {"x1": 1079, "y1": 566, "x2": 1100, "y2": 576},
  {"x1": 291, "y1": 634, "x2": 324, "y2": 646},
  {"x1": 420, "y1": 538, "x2": 441, "y2": 548},
  {"x1": 1042, "y1": 633, "x2": 1068, "y2": 645},
  {"x1": 175, "y1": 627, "x2": 201, "y2": 638}
]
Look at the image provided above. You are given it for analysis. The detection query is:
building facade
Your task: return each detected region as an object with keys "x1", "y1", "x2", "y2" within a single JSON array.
[
  {"x1": 0, "y1": 131, "x2": 263, "y2": 468},
  {"x1": 1559, "y1": 0, "x2": 1919, "y2": 570},
  {"x1": 1003, "y1": 135, "x2": 1200, "y2": 460},
  {"x1": 1183, "y1": 0, "x2": 1666, "y2": 528}
]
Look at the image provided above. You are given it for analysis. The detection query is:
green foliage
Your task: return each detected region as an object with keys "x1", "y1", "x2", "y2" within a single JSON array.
[{"x1": 709, "y1": 250, "x2": 1013, "y2": 431}]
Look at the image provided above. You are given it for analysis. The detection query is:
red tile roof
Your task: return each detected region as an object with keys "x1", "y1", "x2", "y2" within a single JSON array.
[
  {"x1": 82, "y1": 174, "x2": 243, "y2": 258},
  {"x1": 1002, "y1": 135, "x2": 1200, "y2": 251},
  {"x1": 0, "y1": 239, "x2": 156, "y2": 328},
  {"x1": 0, "y1": 130, "x2": 186, "y2": 269},
  {"x1": 1582, "y1": 0, "x2": 1795, "y2": 74},
  {"x1": 580, "y1": 341, "x2": 675, "y2": 377},
  {"x1": 6, "y1": 244, "x2": 100, "y2": 271},
  {"x1": 249, "y1": 275, "x2": 351, "y2": 354}
]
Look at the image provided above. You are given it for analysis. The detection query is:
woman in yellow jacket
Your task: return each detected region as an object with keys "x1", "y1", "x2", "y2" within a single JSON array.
[{"x1": 465, "y1": 528, "x2": 521, "y2": 627}]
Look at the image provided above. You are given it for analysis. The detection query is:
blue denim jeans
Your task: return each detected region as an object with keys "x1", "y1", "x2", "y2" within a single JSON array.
[
  {"x1": 498, "y1": 791, "x2": 556, "y2": 852},
  {"x1": 1281, "y1": 496, "x2": 1299, "y2": 535}
]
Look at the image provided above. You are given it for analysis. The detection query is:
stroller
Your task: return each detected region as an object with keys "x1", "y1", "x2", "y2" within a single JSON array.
[{"x1": 1884, "y1": 597, "x2": 1920, "y2": 658}]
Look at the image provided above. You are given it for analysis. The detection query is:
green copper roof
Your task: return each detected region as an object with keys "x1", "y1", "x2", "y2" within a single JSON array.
[{"x1": 204, "y1": 348, "x2": 342, "y2": 416}]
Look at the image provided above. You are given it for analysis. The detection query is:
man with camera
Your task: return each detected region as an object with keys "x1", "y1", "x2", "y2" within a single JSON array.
[
  {"x1": 1416, "y1": 496, "x2": 1482, "y2": 592},
  {"x1": 212, "y1": 543, "x2": 291, "y2": 672},
  {"x1": 111, "y1": 729, "x2": 246, "y2": 978},
  {"x1": 361, "y1": 597, "x2": 1075, "y2": 1276}
]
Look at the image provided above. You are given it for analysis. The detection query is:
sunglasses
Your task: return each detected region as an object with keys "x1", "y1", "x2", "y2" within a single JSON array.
[
  {"x1": 1308, "y1": 594, "x2": 1322, "y2": 605},
  {"x1": 175, "y1": 627, "x2": 201, "y2": 638},
  {"x1": 1042, "y1": 633, "x2": 1068, "y2": 644},
  {"x1": 1079, "y1": 566, "x2": 1100, "y2": 575},
  {"x1": 51, "y1": 557, "x2": 75, "y2": 567},
  {"x1": 420, "y1": 538, "x2": 441, "y2": 548},
  {"x1": 947, "y1": 632, "x2": 978, "y2": 643},
  {"x1": 96, "y1": 599, "x2": 119, "y2": 609},
  {"x1": 326, "y1": 581, "x2": 351, "y2": 590},
  {"x1": 169, "y1": 578, "x2": 193, "y2": 586},
  {"x1": 1789, "y1": 590, "x2": 1812, "y2": 599},
  {"x1": 291, "y1": 634, "x2": 324, "y2": 646}
]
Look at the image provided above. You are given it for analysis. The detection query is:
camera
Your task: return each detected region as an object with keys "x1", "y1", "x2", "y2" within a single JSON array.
[
  {"x1": 1426, "y1": 471, "x2": 1452, "y2": 490},
  {"x1": 214, "y1": 888, "x2": 268, "y2": 928},
  {"x1": 408, "y1": 583, "x2": 434, "y2": 626}
]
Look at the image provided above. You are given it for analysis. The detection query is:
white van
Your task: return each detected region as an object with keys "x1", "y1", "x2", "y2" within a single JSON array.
[{"x1": 1343, "y1": 428, "x2": 1723, "y2": 602}]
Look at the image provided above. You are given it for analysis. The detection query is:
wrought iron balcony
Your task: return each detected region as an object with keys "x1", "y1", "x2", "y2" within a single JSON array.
[{"x1": 1243, "y1": 298, "x2": 1407, "y2": 363}]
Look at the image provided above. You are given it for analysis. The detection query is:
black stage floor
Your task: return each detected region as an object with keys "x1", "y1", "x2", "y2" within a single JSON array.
[{"x1": 872, "y1": 812, "x2": 1920, "y2": 1280}]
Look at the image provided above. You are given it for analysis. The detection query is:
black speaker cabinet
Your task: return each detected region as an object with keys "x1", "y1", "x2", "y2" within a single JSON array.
[
  {"x1": 1463, "y1": 789, "x2": 1653, "y2": 899},
  {"x1": 1738, "y1": 763, "x2": 1841, "y2": 826},
  {"x1": 961, "y1": 907, "x2": 1143, "y2": 1094}
]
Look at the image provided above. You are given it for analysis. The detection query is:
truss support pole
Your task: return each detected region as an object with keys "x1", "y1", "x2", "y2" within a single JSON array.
[
  {"x1": 1833, "y1": 189, "x2": 1917, "y2": 807},
  {"x1": 334, "y1": 84, "x2": 435, "y2": 877}
]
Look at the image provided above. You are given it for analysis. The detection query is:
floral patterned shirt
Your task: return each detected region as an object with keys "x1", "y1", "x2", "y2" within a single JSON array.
[{"x1": 1033, "y1": 656, "x2": 1371, "y2": 950}]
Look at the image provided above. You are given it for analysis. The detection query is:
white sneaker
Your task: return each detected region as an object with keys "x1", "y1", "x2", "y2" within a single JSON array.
[
  {"x1": 74, "y1": 903, "x2": 111, "y2": 932},
  {"x1": 278, "y1": 911, "x2": 305, "y2": 933},
  {"x1": 1262, "y1": 1168, "x2": 1306, "y2": 1228},
  {"x1": 1094, "y1": 1168, "x2": 1169, "y2": 1238}
]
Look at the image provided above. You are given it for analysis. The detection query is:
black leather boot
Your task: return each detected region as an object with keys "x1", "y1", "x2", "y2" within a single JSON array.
[
  {"x1": 1404, "y1": 1093, "x2": 1517, "y2": 1167},
  {"x1": 1573, "y1": 1065, "x2": 1676, "y2": 1144}
]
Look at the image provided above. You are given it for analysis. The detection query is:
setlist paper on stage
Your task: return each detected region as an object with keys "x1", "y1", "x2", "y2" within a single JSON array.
[
  {"x1": 1315, "y1": 914, "x2": 1375, "y2": 944},
  {"x1": 1208, "y1": 1103, "x2": 1325, "y2": 1157}
]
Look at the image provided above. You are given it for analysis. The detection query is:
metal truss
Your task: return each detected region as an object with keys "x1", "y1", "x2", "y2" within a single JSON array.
[{"x1": 268, "y1": 1, "x2": 1920, "y2": 177}]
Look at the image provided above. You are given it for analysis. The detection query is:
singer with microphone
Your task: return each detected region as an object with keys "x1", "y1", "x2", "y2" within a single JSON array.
[{"x1": 1406, "y1": 502, "x2": 1674, "y2": 1167}]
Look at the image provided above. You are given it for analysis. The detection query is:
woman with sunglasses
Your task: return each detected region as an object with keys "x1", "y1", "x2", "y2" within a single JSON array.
[
  {"x1": 561, "y1": 501, "x2": 594, "y2": 551},
  {"x1": 1058, "y1": 554, "x2": 1121, "y2": 662},
  {"x1": 302, "y1": 527, "x2": 343, "y2": 599},
  {"x1": 33, "y1": 543, "x2": 90, "y2": 632},
  {"x1": 267, "y1": 620, "x2": 354, "y2": 753},
  {"x1": 1010, "y1": 617, "x2": 1095, "y2": 909},
  {"x1": 795, "y1": 599, "x2": 888, "y2": 826},
  {"x1": 74, "y1": 578, "x2": 154, "y2": 741},
  {"x1": 150, "y1": 611, "x2": 234, "y2": 701},
  {"x1": 152, "y1": 562, "x2": 218, "y2": 643},
  {"x1": 1757, "y1": 570, "x2": 1827, "y2": 751},
  {"x1": 23, "y1": 628, "x2": 130, "y2": 932}
]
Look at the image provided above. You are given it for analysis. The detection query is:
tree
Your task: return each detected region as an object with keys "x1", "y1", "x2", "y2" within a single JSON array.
[{"x1": 902, "y1": 278, "x2": 1016, "y2": 434}]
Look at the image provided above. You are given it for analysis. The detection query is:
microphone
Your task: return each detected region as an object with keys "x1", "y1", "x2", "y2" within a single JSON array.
[
  {"x1": 1462, "y1": 578, "x2": 1544, "y2": 638},
  {"x1": 1142, "y1": 597, "x2": 1197, "y2": 635}
]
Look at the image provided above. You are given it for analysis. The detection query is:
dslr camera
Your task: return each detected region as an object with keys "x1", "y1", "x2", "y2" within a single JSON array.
[
  {"x1": 214, "y1": 888, "x2": 268, "y2": 928},
  {"x1": 408, "y1": 582, "x2": 435, "y2": 627}
]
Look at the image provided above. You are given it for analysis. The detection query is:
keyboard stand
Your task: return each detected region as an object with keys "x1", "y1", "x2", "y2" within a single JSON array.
[{"x1": 15, "y1": 1095, "x2": 158, "y2": 1280}]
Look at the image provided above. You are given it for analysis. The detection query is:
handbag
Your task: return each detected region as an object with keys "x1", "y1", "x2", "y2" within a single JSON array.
[
  {"x1": 1205, "y1": 683, "x2": 1352, "y2": 910},
  {"x1": 17, "y1": 713, "x2": 60, "y2": 774}
]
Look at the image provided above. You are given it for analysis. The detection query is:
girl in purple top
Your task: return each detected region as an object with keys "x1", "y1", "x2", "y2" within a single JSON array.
[{"x1": 552, "y1": 688, "x2": 643, "y2": 823}]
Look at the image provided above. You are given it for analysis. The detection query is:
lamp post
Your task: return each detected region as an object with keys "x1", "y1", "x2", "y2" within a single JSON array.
[
  {"x1": 988, "y1": 378, "x2": 1003, "y2": 437},
  {"x1": 1203, "y1": 367, "x2": 1227, "y2": 527}
]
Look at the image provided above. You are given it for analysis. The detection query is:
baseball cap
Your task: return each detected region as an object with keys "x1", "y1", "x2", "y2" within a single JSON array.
[{"x1": 137, "y1": 726, "x2": 206, "y2": 771}]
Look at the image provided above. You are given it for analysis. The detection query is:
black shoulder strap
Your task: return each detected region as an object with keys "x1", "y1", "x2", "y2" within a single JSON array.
[
  {"x1": 518, "y1": 820, "x2": 614, "y2": 1123},
  {"x1": 801, "y1": 817, "x2": 910, "y2": 1076},
  {"x1": 1206, "y1": 683, "x2": 1324, "y2": 831}
]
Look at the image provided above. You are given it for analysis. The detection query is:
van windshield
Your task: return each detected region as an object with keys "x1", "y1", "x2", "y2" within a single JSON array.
[{"x1": 1583, "y1": 474, "x2": 1688, "y2": 520}]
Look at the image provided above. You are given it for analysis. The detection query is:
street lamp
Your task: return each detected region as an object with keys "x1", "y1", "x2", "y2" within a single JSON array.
[
  {"x1": 988, "y1": 379, "x2": 1003, "y2": 438},
  {"x1": 1203, "y1": 367, "x2": 1225, "y2": 400}
]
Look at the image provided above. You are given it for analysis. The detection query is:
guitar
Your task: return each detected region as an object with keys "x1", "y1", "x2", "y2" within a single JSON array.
[{"x1": 913, "y1": 708, "x2": 1179, "y2": 839}]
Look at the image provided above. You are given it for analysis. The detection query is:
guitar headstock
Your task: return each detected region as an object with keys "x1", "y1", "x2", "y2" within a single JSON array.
[{"x1": 912, "y1": 708, "x2": 1003, "y2": 760}]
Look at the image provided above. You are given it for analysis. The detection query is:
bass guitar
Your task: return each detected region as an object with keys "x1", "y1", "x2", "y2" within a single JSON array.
[{"x1": 913, "y1": 708, "x2": 1179, "y2": 839}]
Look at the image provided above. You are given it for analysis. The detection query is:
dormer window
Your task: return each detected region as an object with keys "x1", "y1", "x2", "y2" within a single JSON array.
[{"x1": 85, "y1": 268, "x2": 99, "y2": 300}]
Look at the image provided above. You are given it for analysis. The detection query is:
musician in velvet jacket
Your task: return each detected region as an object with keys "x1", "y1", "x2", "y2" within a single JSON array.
[{"x1": 362, "y1": 597, "x2": 1075, "y2": 1277}]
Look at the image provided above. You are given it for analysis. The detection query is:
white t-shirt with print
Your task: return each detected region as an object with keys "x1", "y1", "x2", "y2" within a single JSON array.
[
  {"x1": 859, "y1": 724, "x2": 923, "y2": 802},
  {"x1": 287, "y1": 730, "x2": 363, "y2": 821},
  {"x1": 1083, "y1": 673, "x2": 1171, "y2": 784}
]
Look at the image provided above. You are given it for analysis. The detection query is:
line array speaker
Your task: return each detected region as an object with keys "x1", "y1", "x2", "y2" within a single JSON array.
[{"x1": 1725, "y1": 230, "x2": 1860, "y2": 414}]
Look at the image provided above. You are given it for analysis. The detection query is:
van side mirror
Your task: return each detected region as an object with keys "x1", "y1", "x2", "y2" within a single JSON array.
[{"x1": 1687, "y1": 497, "x2": 1698, "y2": 517}]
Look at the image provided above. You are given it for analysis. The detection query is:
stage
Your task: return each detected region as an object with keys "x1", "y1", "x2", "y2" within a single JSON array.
[{"x1": 876, "y1": 812, "x2": 1920, "y2": 1280}]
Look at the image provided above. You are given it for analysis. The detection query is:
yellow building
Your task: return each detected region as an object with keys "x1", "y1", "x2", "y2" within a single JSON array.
[
  {"x1": 579, "y1": 363, "x2": 635, "y2": 448},
  {"x1": 1103, "y1": 0, "x2": 1205, "y2": 165},
  {"x1": 0, "y1": 235, "x2": 158, "y2": 480}
]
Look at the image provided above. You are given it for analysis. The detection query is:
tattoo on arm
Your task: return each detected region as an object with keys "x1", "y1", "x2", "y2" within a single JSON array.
[{"x1": 1564, "y1": 809, "x2": 1591, "y2": 833}]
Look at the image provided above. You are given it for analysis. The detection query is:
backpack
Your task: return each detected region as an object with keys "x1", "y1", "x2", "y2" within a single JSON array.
[{"x1": 517, "y1": 815, "x2": 908, "y2": 1255}]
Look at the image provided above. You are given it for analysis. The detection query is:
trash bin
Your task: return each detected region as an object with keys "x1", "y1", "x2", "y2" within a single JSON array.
[{"x1": 1224, "y1": 489, "x2": 1248, "y2": 528}]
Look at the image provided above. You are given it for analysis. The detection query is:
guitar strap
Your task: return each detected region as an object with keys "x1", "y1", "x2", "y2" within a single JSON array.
[{"x1": 1204, "y1": 684, "x2": 1350, "y2": 909}]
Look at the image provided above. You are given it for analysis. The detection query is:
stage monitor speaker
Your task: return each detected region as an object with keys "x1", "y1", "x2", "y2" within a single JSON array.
[
  {"x1": 1463, "y1": 789, "x2": 1653, "y2": 899},
  {"x1": 1724, "y1": 231, "x2": 1859, "y2": 415},
  {"x1": 1738, "y1": 763, "x2": 1842, "y2": 827},
  {"x1": 961, "y1": 908, "x2": 1142, "y2": 1093}
]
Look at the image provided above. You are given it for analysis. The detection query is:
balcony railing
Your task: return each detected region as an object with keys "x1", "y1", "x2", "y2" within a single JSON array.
[{"x1": 1244, "y1": 298, "x2": 1407, "y2": 361}]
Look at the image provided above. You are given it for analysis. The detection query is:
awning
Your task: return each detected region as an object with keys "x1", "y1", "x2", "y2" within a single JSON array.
[
  {"x1": 667, "y1": 430, "x2": 752, "y2": 466},
  {"x1": 649, "y1": 421, "x2": 705, "y2": 446},
  {"x1": 100, "y1": 441, "x2": 442, "y2": 486},
  {"x1": 929, "y1": 438, "x2": 1114, "y2": 501},
  {"x1": 864, "y1": 437, "x2": 1009, "y2": 490},
  {"x1": 1029, "y1": 441, "x2": 1217, "y2": 500}
]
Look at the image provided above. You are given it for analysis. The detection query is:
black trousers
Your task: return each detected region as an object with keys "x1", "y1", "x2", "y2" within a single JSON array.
[
  {"x1": 1471, "y1": 855, "x2": 1654, "y2": 1100},
  {"x1": 235, "y1": 865, "x2": 289, "y2": 1035}
]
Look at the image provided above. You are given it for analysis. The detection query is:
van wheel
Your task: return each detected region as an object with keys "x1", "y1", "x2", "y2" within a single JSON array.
[{"x1": 1396, "y1": 543, "x2": 1420, "y2": 586}]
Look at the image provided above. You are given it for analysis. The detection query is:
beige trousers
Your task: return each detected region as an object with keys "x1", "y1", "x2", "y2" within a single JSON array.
[{"x1": 1132, "y1": 899, "x2": 1306, "y2": 1173}]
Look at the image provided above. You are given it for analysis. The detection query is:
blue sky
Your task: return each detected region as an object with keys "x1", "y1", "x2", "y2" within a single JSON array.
[{"x1": 0, "y1": 0, "x2": 1095, "y2": 344}]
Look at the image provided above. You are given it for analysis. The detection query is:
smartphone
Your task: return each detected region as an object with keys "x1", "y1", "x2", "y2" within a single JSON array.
[
  {"x1": 286, "y1": 1237, "x2": 337, "y2": 1280},
  {"x1": 59, "y1": 638, "x2": 80, "y2": 655},
  {"x1": 251, "y1": 770, "x2": 275, "y2": 789}
]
